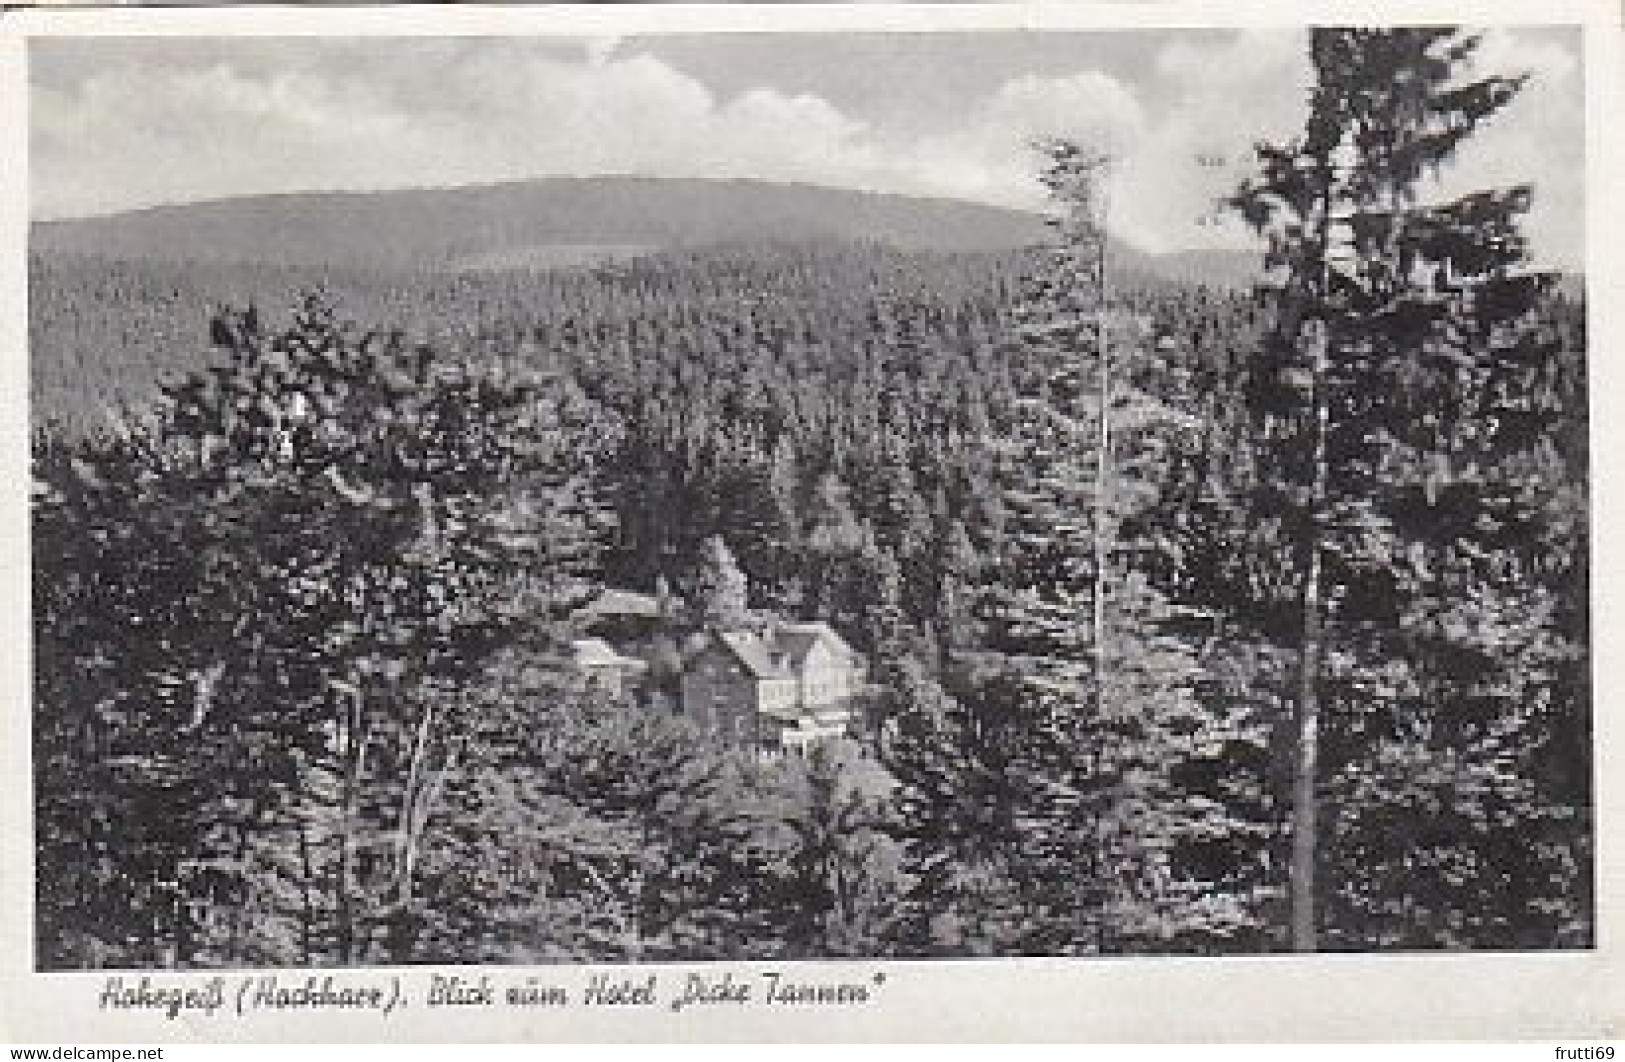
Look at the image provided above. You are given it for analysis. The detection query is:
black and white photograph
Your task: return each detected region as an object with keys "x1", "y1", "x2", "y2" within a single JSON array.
[{"x1": 11, "y1": 2, "x2": 1613, "y2": 1033}]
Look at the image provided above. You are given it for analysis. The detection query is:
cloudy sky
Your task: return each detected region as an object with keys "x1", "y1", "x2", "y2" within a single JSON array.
[{"x1": 30, "y1": 28, "x2": 1583, "y2": 264}]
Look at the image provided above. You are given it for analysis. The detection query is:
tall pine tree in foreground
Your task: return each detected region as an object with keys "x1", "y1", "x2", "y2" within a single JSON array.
[
  {"x1": 1230, "y1": 27, "x2": 1588, "y2": 950},
  {"x1": 885, "y1": 140, "x2": 1270, "y2": 954}
]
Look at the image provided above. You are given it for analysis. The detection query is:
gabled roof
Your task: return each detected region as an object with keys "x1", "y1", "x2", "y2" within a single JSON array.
[
  {"x1": 571, "y1": 638, "x2": 644, "y2": 669},
  {"x1": 700, "y1": 624, "x2": 858, "y2": 681},
  {"x1": 773, "y1": 622, "x2": 856, "y2": 668},
  {"x1": 578, "y1": 588, "x2": 662, "y2": 618},
  {"x1": 716, "y1": 632, "x2": 794, "y2": 680}
]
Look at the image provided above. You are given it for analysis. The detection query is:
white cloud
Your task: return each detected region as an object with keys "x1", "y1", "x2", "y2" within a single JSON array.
[
  {"x1": 31, "y1": 43, "x2": 883, "y2": 217},
  {"x1": 29, "y1": 30, "x2": 1582, "y2": 266},
  {"x1": 1112, "y1": 30, "x2": 1309, "y2": 252},
  {"x1": 887, "y1": 70, "x2": 1146, "y2": 208},
  {"x1": 975, "y1": 71, "x2": 1146, "y2": 153},
  {"x1": 33, "y1": 61, "x2": 432, "y2": 216}
]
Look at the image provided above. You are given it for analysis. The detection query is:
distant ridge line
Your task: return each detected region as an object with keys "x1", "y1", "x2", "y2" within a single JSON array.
[{"x1": 32, "y1": 175, "x2": 1263, "y2": 288}]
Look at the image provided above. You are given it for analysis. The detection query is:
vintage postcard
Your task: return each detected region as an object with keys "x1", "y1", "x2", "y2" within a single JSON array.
[{"x1": 1, "y1": 0, "x2": 1620, "y2": 1042}]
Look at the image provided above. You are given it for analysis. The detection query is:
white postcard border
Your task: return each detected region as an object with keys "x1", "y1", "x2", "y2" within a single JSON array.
[{"x1": 1, "y1": 1, "x2": 1620, "y2": 1043}]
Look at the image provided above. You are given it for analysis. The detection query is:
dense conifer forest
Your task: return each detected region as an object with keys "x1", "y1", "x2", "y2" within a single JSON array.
[{"x1": 31, "y1": 27, "x2": 1591, "y2": 967}]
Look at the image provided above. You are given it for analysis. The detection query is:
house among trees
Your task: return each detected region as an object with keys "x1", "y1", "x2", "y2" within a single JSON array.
[
  {"x1": 569, "y1": 637, "x2": 648, "y2": 698},
  {"x1": 575, "y1": 586, "x2": 672, "y2": 643},
  {"x1": 680, "y1": 622, "x2": 865, "y2": 755},
  {"x1": 570, "y1": 534, "x2": 866, "y2": 755}
]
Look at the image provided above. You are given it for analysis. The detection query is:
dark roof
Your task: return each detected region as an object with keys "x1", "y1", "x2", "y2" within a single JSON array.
[
  {"x1": 703, "y1": 624, "x2": 857, "y2": 680},
  {"x1": 717, "y1": 632, "x2": 794, "y2": 680},
  {"x1": 772, "y1": 622, "x2": 854, "y2": 669}
]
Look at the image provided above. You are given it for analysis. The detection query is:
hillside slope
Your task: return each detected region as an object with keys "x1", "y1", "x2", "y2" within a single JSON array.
[
  {"x1": 33, "y1": 177, "x2": 1052, "y2": 268},
  {"x1": 33, "y1": 176, "x2": 1263, "y2": 286}
]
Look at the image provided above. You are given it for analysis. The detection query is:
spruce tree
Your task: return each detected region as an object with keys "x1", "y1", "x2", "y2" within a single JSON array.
[
  {"x1": 1230, "y1": 27, "x2": 1583, "y2": 949},
  {"x1": 887, "y1": 139, "x2": 1266, "y2": 953}
]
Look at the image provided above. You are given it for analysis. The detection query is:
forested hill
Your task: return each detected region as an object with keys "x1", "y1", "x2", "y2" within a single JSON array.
[
  {"x1": 32, "y1": 177, "x2": 1049, "y2": 268},
  {"x1": 31, "y1": 175, "x2": 1261, "y2": 284}
]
